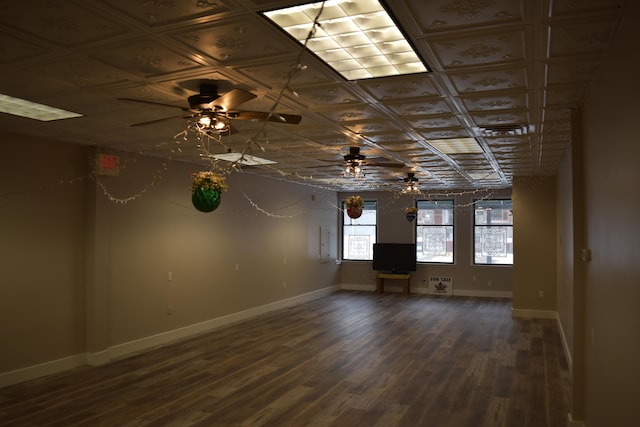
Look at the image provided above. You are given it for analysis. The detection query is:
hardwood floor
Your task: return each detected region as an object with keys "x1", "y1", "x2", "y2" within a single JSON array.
[{"x1": 0, "y1": 292, "x2": 571, "y2": 426}]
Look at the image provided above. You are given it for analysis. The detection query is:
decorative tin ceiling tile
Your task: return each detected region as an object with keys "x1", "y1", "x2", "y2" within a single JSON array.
[
  {"x1": 24, "y1": 59, "x2": 131, "y2": 88},
  {"x1": 471, "y1": 111, "x2": 529, "y2": 125},
  {"x1": 235, "y1": 56, "x2": 335, "y2": 89},
  {"x1": 385, "y1": 99, "x2": 453, "y2": 116},
  {"x1": 99, "y1": 0, "x2": 230, "y2": 26},
  {"x1": 0, "y1": 31, "x2": 49, "y2": 64},
  {"x1": 96, "y1": 38, "x2": 203, "y2": 76},
  {"x1": 174, "y1": 18, "x2": 293, "y2": 63},
  {"x1": 549, "y1": 19, "x2": 618, "y2": 57},
  {"x1": 449, "y1": 66, "x2": 527, "y2": 93},
  {"x1": 429, "y1": 30, "x2": 525, "y2": 68},
  {"x1": 293, "y1": 84, "x2": 360, "y2": 106},
  {"x1": 404, "y1": 114, "x2": 462, "y2": 129},
  {"x1": 342, "y1": 119, "x2": 402, "y2": 135},
  {"x1": 0, "y1": 1, "x2": 125, "y2": 48},
  {"x1": 461, "y1": 92, "x2": 528, "y2": 111},
  {"x1": 547, "y1": 57, "x2": 601, "y2": 85},
  {"x1": 545, "y1": 85, "x2": 589, "y2": 107},
  {"x1": 357, "y1": 74, "x2": 441, "y2": 100},
  {"x1": 403, "y1": 0, "x2": 523, "y2": 32},
  {"x1": 314, "y1": 104, "x2": 381, "y2": 122},
  {"x1": 419, "y1": 128, "x2": 470, "y2": 139},
  {"x1": 551, "y1": 0, "x2": 624, "y2": 16}
]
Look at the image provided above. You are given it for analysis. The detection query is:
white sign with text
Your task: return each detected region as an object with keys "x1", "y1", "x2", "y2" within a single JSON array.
[{"x1": 429, "y1": 276, "x2": 453, "y2": 295}]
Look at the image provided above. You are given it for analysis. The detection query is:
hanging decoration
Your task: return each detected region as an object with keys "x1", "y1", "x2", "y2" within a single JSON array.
[
  {"x1": 404, "y1": 206, "x2": 418, "y2": 222},
  {"x1": 345, "y1": 195, "x2": 364, "y2": 219},
  {"x1": 191, "y1": 171, "x2": 228, "y2": 212}
]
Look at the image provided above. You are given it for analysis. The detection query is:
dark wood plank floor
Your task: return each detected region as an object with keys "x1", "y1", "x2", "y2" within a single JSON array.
[{"x1": 0, "y1": 291, "x2": 571, "y2": 427}]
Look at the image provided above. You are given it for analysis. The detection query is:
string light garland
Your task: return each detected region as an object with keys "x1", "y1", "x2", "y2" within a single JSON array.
[{"x1": 243, "y1": 193, "x2": 306, "y2": 219}]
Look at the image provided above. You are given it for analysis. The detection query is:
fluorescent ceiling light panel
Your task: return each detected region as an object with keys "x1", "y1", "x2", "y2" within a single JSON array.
[
  {"x1": 210, "y1": 152, "x2": 276, "y2": 166},
  {"x1": 263, "y1": 0, "x2": 428, "y2": 80},
  {"x1": 429, "y1": 137, "x2": 484, "y2": 154},
  {"x1": 0, "y1": 94, "x2": 83, "y2": 121}
]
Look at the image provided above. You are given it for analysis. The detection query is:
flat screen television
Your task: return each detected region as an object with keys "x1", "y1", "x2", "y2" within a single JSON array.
[{"x1": 372, "y1": 243, "x2": 417, "y2": 273}]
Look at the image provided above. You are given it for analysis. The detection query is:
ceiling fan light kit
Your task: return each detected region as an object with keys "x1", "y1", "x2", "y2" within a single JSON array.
[{"x1": 195, "y1": 113, "x2": 230, "y2": 134}]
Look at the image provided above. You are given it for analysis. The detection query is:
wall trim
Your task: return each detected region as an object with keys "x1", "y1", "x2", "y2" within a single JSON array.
[
  {"x1": 556, "y1": 312, "x2": 573, "y2": 373},
  {"x1": 511, "y1": 308, "x2": 557, "y2": 319},
  {"x1": 340, "y1": 284, "x2": 512, "y2": 299},
  {"x1": 453, "y1": 289, "x2": 513, "y2": 298},
  {"x1": 340, "y1": 283, "x2": 376, "y2": 292},
  {"x1": 0, "y1": 354, "x2": 86, "y2": 389},
  {"x1": 1, "y1": 286, "x2": 338, "y2": 388}
]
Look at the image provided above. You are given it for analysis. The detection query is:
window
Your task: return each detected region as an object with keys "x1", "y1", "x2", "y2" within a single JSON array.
[
  {"x1": 416, "y1": 200, "x2": 454, "y2": 263},
  {"x1": 342, "y1": 200, "x2": 376, "y2": 260},
  {"x1": 474, "y1": 199, "x2": 513, "y2": 265}
]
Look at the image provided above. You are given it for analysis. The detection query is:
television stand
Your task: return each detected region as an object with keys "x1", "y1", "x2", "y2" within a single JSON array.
[{"x1": 376, "y1": 273, "x2": 411, "y2": 294}]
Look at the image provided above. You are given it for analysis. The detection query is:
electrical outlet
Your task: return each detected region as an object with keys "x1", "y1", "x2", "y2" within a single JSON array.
[
  {"x1": 166, "y1": 305, "x2": 173, "y2": 316},
  {"x1": 235, "y1": 263, "x2": 240, "y2": 272},
  {"x1": 539, "y1": 290, "x2": 544, "y2": 298},
  {"x1": 487, "y1": 280, "x2": 492, "y2": 287},
  {"x1": 282, "y1": 281, "x2": 287, "y2": 288},
  {"x1": 168, "y1": 271, "x2": 173, "y2": 281}
]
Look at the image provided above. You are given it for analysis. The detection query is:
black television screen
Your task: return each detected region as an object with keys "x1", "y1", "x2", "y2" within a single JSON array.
[{"x1": 372, "y1": 243, "x2": 417, "y2": 273}]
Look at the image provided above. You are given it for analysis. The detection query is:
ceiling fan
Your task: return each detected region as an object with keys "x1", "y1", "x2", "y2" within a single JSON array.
[
  {"x1": 316, "y1": 146, "x2": 404, "y2": 178},
  {"x1": 323, "y1": 146, "x2": 404, "y2": 170},
  {"x1": 119, "y1": 80, "x2": 302, "y2": 134},
  {"x1": 401, "y1": 172, "x2": 421, "y2": 193}
]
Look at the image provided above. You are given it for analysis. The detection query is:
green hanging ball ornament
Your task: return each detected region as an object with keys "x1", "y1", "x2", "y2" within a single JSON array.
[{"x1": 192, "y1": 186, "x2": 221, "y2": 212}]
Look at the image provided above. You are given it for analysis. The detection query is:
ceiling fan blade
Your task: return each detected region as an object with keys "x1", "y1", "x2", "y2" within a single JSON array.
[
  {"x1": 118, "y1": 98, "x2": 188, "y2": 111},
  {"x1": 208, "y1": 88, "x2": 256, "y2": 112},
  {"x1": 227, "y1": 110, "x2": 302, "y2": 124},
  {"x1": 130, "y1": 114, "x2": 189, "y2": 127}
]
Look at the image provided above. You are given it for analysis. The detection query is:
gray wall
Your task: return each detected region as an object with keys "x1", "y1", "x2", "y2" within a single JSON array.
[
  {"x1": 555, "y1": 2, "x2": 640, "y2": 425},
  {"x1": 578, "y1": 1, "x2": 640, "y2": 424},
  {"x1": 0, "y1": 134, "x2": 339, "y2": 382},
  {"x1": 512, "y1": 176, "x2": 558, "y2": 314}
]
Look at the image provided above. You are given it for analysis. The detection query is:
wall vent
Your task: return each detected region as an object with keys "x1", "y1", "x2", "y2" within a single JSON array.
[{"x1": 477, "y1": 124, "x2": 529, "y2": 136}]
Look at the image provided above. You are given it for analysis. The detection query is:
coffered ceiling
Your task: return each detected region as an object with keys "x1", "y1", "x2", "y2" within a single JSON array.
[{"x1": 0, "y1": 0, "x2": 626, "y2": 191}]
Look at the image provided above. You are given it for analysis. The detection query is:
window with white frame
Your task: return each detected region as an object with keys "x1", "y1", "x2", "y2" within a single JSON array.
[
  {"x1": 474, "y1": 199, "x2": 513, "y2": 265},
  {"x1": 416, "y1": 200, "x2": 454, "y2": 263},
  {"x1": 342, "y1": 200, "x2": 376, "y2": 260}
]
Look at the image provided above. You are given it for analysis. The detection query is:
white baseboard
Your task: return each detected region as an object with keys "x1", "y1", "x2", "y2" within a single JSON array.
[
  {"x1": 0, "y1": 286, "x2": 338, "y2": 388},
  {"x1": 340, "y1": 284, "x2": 512, "y2": 299},
  {"x1": 453, "y1": 289, "x2": 513, "y2": 298},
  {"x1": 341, "y1": 283, "x2": 376, "y2": 292},
  {"x1": 0, "y1": 354, "x2": 85, "y2": 389},
  {"x1": 511, "y1": 308, "x2": 557, "y2": 319}
]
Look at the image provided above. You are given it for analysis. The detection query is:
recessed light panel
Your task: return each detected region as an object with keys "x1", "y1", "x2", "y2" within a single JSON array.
[
  {"x1": 0, "y1": 94, "x2": 83, "y2": 121},
  {"x1": 210, "y1": 152, "x2": 276, "y2": 166},
  {"x1": 429, "y1": 137, "x2": 484, "y2": 154},
  {"x1": 263, "y1": 0, "x2": 428, "y2": 80}
]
